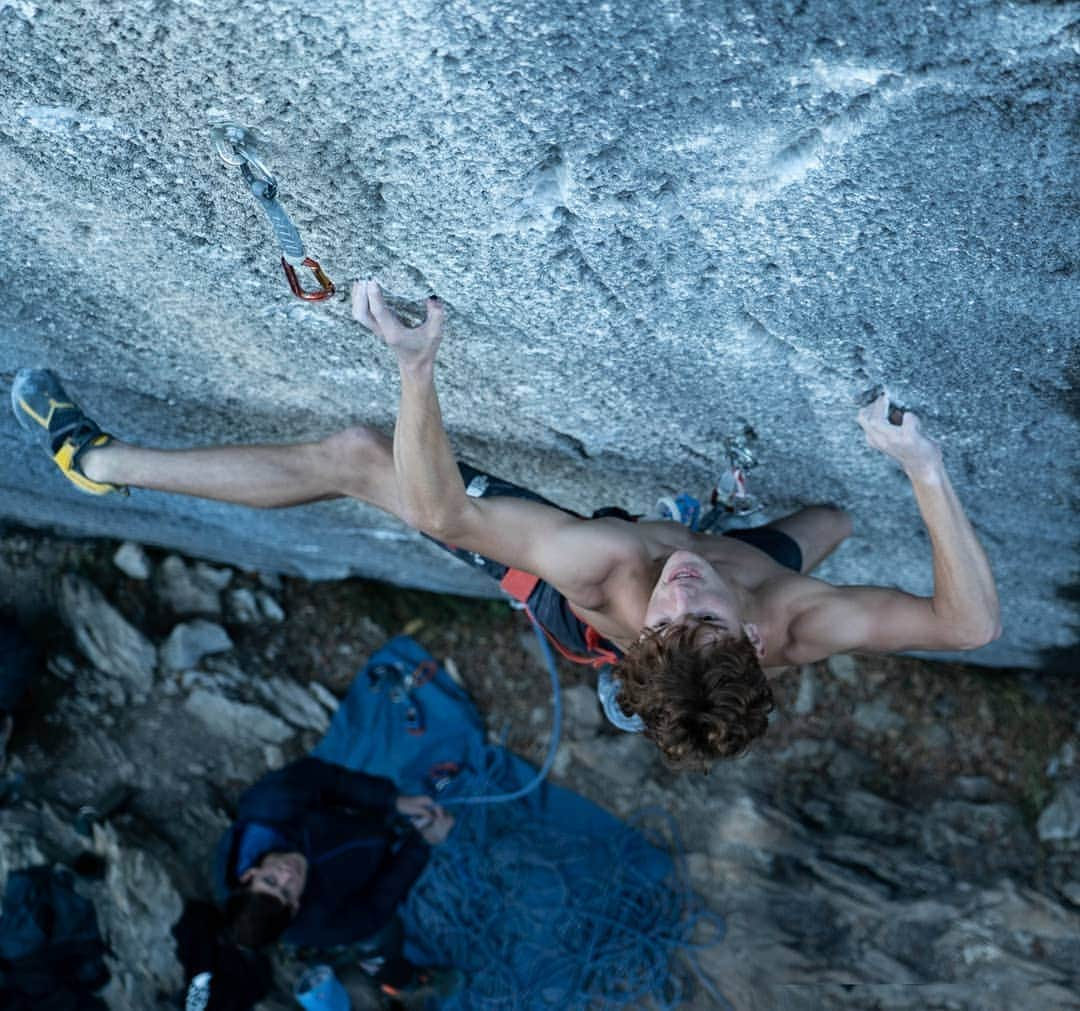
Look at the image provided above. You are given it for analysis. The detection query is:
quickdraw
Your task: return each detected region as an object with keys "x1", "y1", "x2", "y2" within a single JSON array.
[
  {"x1": 210, "y1": 122, "x2": 335, "y2": 301},
  {"x1": 699, "y1": 429, "x2": 763, "y2": 532}
]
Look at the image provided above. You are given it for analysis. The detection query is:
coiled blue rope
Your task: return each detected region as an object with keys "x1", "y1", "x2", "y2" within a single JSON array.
[
  {"x1": 403, "y1": 609, "x2": 732, "y2": 1009},
  {"x1": 404, "y1": 805, "x2": 731, "y2": 1009}
]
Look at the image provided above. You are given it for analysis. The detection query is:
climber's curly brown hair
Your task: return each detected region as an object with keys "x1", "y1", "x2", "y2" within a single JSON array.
[{"x1": 613, "y1": 620, "x2": 774, "y2": 773}]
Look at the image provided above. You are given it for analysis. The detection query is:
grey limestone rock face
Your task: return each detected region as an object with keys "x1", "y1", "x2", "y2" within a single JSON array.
[
  {"x1": 183, "y1": 686, "x2": 294, "y2": 745},
  {"x1": 160, "y1": 619, "x2": 233, "y2": 672},
  {"x1": 112, "y1": 541, "x2": 151, "y2": 580},
  {"x1": 0, "y1": 2, "x2": 1076, "y2": 669},
  {"x1": 59, "y1": 574, "x2": 157, "y2": 693},
  {"x1": 154, "y1": 556, "x2": 231, "y2": 616},
  {"x1": 559, "y1": 683, "x2": 604, "y2": 740}
]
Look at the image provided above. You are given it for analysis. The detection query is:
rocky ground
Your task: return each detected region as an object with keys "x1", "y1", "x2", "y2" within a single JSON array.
[{"x1": 0, "y1": 524, "x2": 1077, "y2": 1010}]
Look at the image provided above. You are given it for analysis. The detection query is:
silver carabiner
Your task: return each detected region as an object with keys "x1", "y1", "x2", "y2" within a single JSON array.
[{"x1": 210, "y1": 122, "x2": 277, "y2": 189}]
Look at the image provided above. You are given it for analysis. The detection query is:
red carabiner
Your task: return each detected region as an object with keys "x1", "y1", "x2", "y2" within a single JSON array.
[{"x1": 281, "y1": 256, "x2": 336, "y2": 301}]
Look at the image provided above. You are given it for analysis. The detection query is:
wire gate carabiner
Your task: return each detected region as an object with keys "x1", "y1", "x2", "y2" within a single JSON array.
[
  {"x1": 698, "y1": 429, "x2": 763, "y2": 532},
  {"x1": 211, "y1": 122, "x2": 335, "y2": 302}
]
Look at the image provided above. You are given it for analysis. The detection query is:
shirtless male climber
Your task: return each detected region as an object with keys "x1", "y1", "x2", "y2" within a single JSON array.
[{"x1": 11, "y1": 281, "x2": 1000, "y2": 771}]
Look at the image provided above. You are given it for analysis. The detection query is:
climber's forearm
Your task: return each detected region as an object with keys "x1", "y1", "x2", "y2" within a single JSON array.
[
  {"x1": 906, "y1": 456, "x2": 1001, "y2": 648},
  {"x1": 393, "y1": 357, "x2": 473, "y2": 539}
]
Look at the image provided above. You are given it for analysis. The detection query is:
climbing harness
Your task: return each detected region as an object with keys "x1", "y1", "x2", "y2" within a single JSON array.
[{"x1": 210, "y1": 122, "x2": 335, "y2": 301}]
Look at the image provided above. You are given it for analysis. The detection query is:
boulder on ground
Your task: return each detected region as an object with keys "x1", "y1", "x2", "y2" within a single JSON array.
[{"x1": 59, "y1": 574, "x2": 156, "y2": 693}]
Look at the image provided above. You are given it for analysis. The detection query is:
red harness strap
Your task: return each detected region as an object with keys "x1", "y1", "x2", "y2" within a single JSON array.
[
  {"x1": 498, "y1": 567, "x2": 618, "y2": 669},
  {"x1": 499, "y1": 567, "x2": 539, "y2": 604},
  {"x1": 582, "y1": 625, "x2": 622, "y2": 667}
]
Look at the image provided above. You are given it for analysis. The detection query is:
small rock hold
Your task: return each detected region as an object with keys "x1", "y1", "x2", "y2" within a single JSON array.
[
  {"x1": 1061, "y1": 882, "x2": 1080, "y2": 907},
  {"x1": 794, "y1": 664, "x2": 817, "y2": 716},
  {"x1": 225, "y1": 588, "x2": 261, "y2": 624},
  {"x1": 113, "y1": 541, "x2": 151, "y2": 580},
  {"x1": 826, "y1": 654, "x2": 858, "y2": 685},
  {"x1": 852, "y1": 699, "x2": 905, "y2": 735},
  {"x1": 256, "y1": 592, "x2": 285, "y2": 623},
  {"x1": 161, "y1": 620, "x2": 233, "y2": 673},
  {"x1": 155, "y1": 556, "x2": 225, "y2": 616},
  {"x1": 1036, "y1": 784, "x2": 1080, "y2": 843}
]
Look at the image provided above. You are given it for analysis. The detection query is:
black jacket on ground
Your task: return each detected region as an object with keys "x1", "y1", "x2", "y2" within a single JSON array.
[
  {"x1": 214, "y1": 757, "x2": 429, "y2": 949},
  {"x1": 172, "y1": 901, "x2": 271, "y2": 1011}
]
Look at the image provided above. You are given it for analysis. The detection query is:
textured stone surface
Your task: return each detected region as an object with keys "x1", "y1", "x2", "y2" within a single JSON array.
[
  {"x1": 253, "y1": 676, "x2": 334, "y2": 734},
  {"x1": 154, "y1": 556, "x2": 230, "y2": 616},
  {"x1": 112, "y1": 541, "x2": 151, "y2": 580},
  {"x1": 559, "y1": 683, "x2": 604, "y2": 739},
  {"x1": 160, "y1": 619, "x2": 233, "y2": 672},
  {"x1": 0, "y1": 2, "x2": 1077, "y2": 669},
  {"x1": 59, "y1": 574, "x2": 157, "y2": 692},
  {"x1": 4, "y1": 534, "x2": 1079, "y2": 1009},
  {"x1": 183, "y1": 686, "x2": 294, "y2": 745},
  {"x1": 1037, "y1": 784, "x2": 1080, "y2": 843}
]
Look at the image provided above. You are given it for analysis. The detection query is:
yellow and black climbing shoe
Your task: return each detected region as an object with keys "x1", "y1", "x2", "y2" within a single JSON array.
[{"x1": 11, "y1": 369, "x2": 125, "y2": 496}]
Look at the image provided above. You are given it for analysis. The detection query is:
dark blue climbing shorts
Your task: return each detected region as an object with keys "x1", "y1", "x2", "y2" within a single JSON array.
[{"x1": 723, "y1": 527, "x2": 803, "y2": 573}]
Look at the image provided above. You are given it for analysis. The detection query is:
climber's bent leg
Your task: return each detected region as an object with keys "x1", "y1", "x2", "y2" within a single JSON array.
[{"x1": 759, "y1": 505, "x2": 852, "y2": 574}]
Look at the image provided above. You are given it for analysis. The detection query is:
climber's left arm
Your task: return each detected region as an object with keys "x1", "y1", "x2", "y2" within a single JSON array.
[{"x1": 786, "y1": 395, "x2": 1001, "y2": 659}]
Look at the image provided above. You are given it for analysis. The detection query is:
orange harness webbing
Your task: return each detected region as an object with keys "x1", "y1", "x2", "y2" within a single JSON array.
[{"x1": 498, "y1": 567, "x2": 620, "y2": 670}]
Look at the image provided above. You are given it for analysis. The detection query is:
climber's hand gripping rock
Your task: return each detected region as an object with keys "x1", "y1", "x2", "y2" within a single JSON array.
[
  {"x1": 352, "y1": 280, "x2": 445, "y2": 372},
  {"x1": 857, "y1": 392, "x2": 943, "y2": 481}
]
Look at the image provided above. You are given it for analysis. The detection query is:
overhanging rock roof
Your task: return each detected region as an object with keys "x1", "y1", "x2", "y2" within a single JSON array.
[{"x1": 1, "y1": 1, "x2": 1076, "y2": 669}]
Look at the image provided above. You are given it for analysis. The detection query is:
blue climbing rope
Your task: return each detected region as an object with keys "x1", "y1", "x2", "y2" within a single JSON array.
[
  {"x1": 403, "y1": 805, "x2": 731, "y2": 1010},
  {"x1": 439, "y1": 606, "x2": 562, "y2": 807},
  {"x1": 401, "y1": 609, "x2": 732, "y2": 1009}
]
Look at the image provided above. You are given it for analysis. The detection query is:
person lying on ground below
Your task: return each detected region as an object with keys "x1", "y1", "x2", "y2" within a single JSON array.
[
  {"x1": 213, "y1": 756, "x2": 458, "y2": 1001},
  {"x1": 11, "y1": 291, "x2": 1001, "y2": 772}
]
